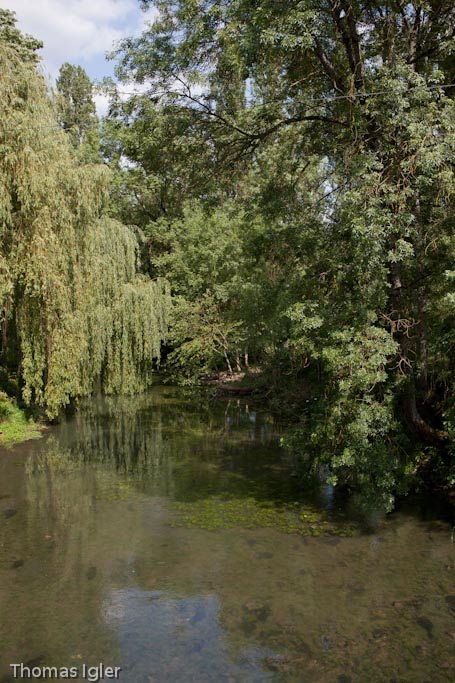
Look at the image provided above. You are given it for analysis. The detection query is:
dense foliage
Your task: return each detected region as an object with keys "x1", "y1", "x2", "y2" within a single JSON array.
[
  {"x1": 0, "y1": 11, "x2": 170, "y2": 419},
  {"x1": 56, "y1": 62, "x2": 101, "y2": 161},
  {"x1": 102, "y1": 0, "x2": 454, "y2": 509},
  {"x1": 0, "y1": 3, "x2": 453, "y2": 508}
]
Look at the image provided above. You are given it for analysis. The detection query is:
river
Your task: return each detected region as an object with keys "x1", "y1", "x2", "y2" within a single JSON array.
[{"x1": 0, "y1": 387, "x2": 454, "y2": 682}]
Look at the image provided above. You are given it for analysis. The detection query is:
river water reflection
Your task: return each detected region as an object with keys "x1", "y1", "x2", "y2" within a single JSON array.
[{"x1": 0, "y1": 388, "x2": 454, "y2": 682}]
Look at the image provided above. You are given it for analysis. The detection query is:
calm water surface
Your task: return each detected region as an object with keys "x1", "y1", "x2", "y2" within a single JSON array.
[{"x1": 0, "y1": 388, "x2": 454, "y2": 682}]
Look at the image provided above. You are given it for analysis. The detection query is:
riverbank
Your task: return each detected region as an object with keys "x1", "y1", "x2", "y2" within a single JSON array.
[
  {"x1": 201, "y1": 367, "x2": 269, "y2": 397},
  {"x1": 200, "y1": 367, "x2": 312, "y2": 423},
  {"x1": 0, "y1": 396, "x2": 43, "y2": 445}
]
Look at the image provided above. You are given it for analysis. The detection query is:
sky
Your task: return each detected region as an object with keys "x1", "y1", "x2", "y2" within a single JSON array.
[{"x1": 3, "y1": 0, "x2": 157, "y2": 114}]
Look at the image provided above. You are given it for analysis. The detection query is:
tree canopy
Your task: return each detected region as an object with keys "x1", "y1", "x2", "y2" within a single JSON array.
[
  {"x1": 102, "y1": 0, "x2": 454, "y2": 509},
  {"x1": 0, "y1": 3, "x2": 453, "y2": 509}
]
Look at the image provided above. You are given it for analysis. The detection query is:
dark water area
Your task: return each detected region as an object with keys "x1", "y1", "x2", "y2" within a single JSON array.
[{"x1": 0, "y1": 387, "x2": 454, "y2": 682}]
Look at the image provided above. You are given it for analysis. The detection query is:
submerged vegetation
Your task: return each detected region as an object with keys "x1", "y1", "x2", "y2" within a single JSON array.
[
  {"x1": 1, "y1": 4, "x2": 454, "y2": 510},
  {"x1": 171, "y1": 497, "x2": 358, "y2": 537}
]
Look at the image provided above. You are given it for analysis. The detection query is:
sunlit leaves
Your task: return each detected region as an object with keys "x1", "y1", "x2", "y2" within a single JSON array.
[{"x1": 0, "y1": 34, "x2": 170, "y2": 418}]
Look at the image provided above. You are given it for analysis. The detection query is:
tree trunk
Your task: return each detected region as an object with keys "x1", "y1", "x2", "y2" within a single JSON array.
[
  {"x1": 388, "y1": 254, "x2": 445, "y2": 445},
  {"x1": 402, "y1": 381, "x2": 448, "y2": 446},
  {"x1": 1, "y1": 299, "x2": 8, "y2": 357},
  {"x1": 417, "y1": 286, "x2": 429, "y2": 389},
  {"x1": 414, "y1": 193, "x2": 429, "y2": 389},
  {"x1": 224, "y1": 350, "x2": 233, "y2": 375}
]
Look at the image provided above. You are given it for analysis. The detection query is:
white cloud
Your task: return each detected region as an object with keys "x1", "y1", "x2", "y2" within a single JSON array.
[
  {"x1": 5, "y1": 0, "x2": 157, "y2": 80},
  {"x1": 93, "y1": 92, "x2": 110, "y2": 118}
]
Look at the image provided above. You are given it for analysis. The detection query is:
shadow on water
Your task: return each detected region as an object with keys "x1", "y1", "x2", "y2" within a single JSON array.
[{"x1": 0, "y1": 387, "x2": 454, "y2": 682}]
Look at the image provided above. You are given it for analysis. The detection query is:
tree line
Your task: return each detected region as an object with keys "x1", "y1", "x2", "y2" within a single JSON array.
[{"x1": 1, "y1": 2, "x2": 454, "y2": 510}]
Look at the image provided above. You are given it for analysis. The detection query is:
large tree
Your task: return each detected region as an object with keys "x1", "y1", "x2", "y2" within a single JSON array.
[
  {"x1": 56, "y1": 62, "x2": 100, "y2": 160},
  {"x1": 0, "y1": 11, "x2": 170, "y2": 419}
]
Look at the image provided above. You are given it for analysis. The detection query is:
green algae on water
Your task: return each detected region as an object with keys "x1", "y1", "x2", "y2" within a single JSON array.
[{"x1": 171, "y1": 496, "x2": 357, "y2": 537}]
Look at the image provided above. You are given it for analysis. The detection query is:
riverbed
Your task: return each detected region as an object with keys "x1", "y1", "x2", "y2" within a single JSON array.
[{"x1": 0, "y1": 388, "x2": 454, "y2": 682}]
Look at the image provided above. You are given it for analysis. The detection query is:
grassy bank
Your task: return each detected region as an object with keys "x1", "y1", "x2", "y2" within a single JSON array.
[{"x1": 0, "y1": 395, "x2": 42, "y2": 445}]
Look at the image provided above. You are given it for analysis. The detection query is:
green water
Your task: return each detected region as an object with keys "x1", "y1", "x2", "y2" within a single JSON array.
[{"x1": 0, "y1": 388, "x2": 454, "y2": 682}]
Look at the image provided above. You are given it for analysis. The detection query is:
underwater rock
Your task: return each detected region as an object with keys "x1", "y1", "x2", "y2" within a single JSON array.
[
  {"x1": 321, "y1": 635, "x2": 332, "y2": 651},
  {"x1": 10, "y1": 559, "x2": 24, "y2": 569},
  {"x1": 24, "y1": 656, "x2": 46, "y2": 668},
  {"x1": 189, "y1": 605, "x2": 206, "y2": 625},
  {"x1": 189, "y1": 640, "x2": 204, "y2": 654},
  {"x1": 347, "y1": 582, "x2": 366, "y2": 597},
  {"x1": 86, "y1": 566, "x2": 97, "y2": 580},
  {"x1": 243, "y1": 602, "x2": 271, "y2": 622},
  {"x1": 416, "y1": 616, "x2": 434, "y2": 639},
  {"x1": 392, "y1": 597, "x2": 424, "y2": 609},
  {"x1": 241, "y1": 602, "x2": 271, "y2": 636},
  {"x1": 319, "y1": 537, "x2": 341, "y2": 546},
  {"x1": 240, "y1": 617, "x2": 256, "y2": 636}
]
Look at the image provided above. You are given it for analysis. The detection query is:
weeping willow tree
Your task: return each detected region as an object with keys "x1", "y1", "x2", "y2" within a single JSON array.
[{"x1": 0, "y1": 16, "x2": 170, "y2": 419}]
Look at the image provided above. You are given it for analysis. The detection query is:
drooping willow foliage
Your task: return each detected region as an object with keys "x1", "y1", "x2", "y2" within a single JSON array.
[{"x1": 0, "y1": 42, "x2": 170, "y2": 418}]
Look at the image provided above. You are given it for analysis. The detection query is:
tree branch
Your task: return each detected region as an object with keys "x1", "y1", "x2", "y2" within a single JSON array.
[
  {"x1": 313, "y1": 37, "x2": 347, "y2": 93},
  {"x1": 168, "y1": 75, "x2": 346, "y2": 143}
]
